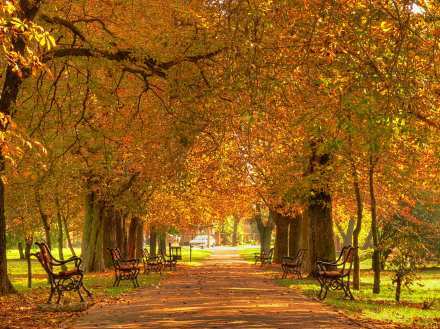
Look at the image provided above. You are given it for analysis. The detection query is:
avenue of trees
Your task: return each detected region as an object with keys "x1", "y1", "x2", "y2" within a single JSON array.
[{"x1": 0, "y1": 0, "x2": 439, "y2": 298}]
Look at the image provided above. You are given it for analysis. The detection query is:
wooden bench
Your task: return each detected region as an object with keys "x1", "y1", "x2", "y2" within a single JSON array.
[
  {"x1": 108, "y1": 248, "x2": 140, "y2": 287},
  {"x1": 315, "y1": 245, "x2": 355, "y2": 300},
  {"x1": 34, "y1": 242, "x2": 92, "y2": 304},
  {"x1": 142, "y1": 248, "x2": 163, "y2": 274},
  {"x1": 281, "y1": 249, "x2": 306, "y2": 279},
  {"x1": 254, "y1": 248, "x2": 274, "y2": 266}
]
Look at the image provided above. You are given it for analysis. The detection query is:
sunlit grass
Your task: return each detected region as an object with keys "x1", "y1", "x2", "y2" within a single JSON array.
[
  {"x1": 179, "y1": 246, "x2": 212, "y2": 266},
  {"x1": 7, "y1": 247, "x2": 160, "y2": 297},
  {"x1": 236, "y1": 246, "x2": 439, "y2": 327},
  {"x1": 276, "y1": 268, "x2": 440, "y2": 328},
  {"x1": 238, "y1": 247, "x2": 259, "y2": 263}
]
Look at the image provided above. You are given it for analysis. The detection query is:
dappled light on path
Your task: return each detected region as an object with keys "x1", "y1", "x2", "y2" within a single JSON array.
[{"x1": 69, "y1": 249, "x2": 364, "y2": 328}]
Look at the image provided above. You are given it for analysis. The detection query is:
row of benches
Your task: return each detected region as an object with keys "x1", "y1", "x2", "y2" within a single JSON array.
[
  {"x1": 254, "y1": 246, "x2": 356, "y2": 300},
  {"x1": 33, "y1": 242, "x2": 182, "y2": 304}
]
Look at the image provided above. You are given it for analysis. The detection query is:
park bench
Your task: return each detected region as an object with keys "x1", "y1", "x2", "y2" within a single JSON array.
[
  {"x1": 160, "y1": 250, "x2": 178, "y2": 271},
  {"x1": 315, "y1": 245, "x2": 355, "y2": 300},
  {"x1": 254, "y1": 248, "x2": 274, "y2": 266},
  {"x1": 281, "y1": 249, "x2": 306, "y2": 279},
  {"x1": 142, "y1": 248, "x2": 163, "y2": 274},
  {"x1": 34, "y1": 242, "x2": 92, "y2": 304},
  {"x1": 108, "y1": 248, "x2": 141, "y2": 287}
]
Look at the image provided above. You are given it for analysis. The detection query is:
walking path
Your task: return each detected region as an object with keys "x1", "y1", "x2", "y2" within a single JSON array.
[{"x1": 69, "y1": 249, "x2": 365, "y2": 328}]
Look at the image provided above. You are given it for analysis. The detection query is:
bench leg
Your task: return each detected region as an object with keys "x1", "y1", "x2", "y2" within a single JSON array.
[
  {"x1": 81, "y1": 282, "x2": 93, "y2": 298},
  {"x1": 77, "y1": 287, "x2": 85, "y2": 302},
  {"x1": 342, "y1": 279, "x2": 354, "y2": 300}
]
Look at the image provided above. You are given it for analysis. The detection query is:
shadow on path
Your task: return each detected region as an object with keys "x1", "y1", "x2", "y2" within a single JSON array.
[{"x1": 69, "y1": 249, "x2": 364, "y2": 328}]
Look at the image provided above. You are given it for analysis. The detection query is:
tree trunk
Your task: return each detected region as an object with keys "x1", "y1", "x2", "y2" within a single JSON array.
[
  {"x1": 255, "y1": 204, "x2": 274, "y2": 254},
  {"x1": 304, "y1": 140, "x2": 336, "y2": 274},
  {"x1": 0, "y1": 152, "x2": 16, "y2": 294},
  {"x1": 103, "y1": 206, "x2": 116, "y2": 268},
  {"x1": 149, "y1": 225, "x2": 157, "y2": 256},
  {"x1": 288, "y1": 215, "x2": 302, "y2": 257},
  {"x1": 81, "y1": 190, "x2": 105, "y2": 273},
  {"x1": 307, "y1": 191, "x2": 336, "y2": 268},
  {"x1": 369, "y1": 155, "x2": 381, "y2": 294},
  {"x1": 350, "y1": 151, "x2": 363, "y2": 290},
  {"x1": 135, "y1": 219, "x2": 144, "y2": 258},
  {"x1": 232, "y1": 217, "x2": 240, "y2": 246},
  {"x1": 158, "y1": 230, "x2": 166, "y2": 255},
  {"x1": 395, "y1": 276, "x2": 401, "y2": 302},
  {"x1": 336, "y1": 218, "x2": 355, "y2": 247},
  {"x1": 128, "y1": 217, "x2": 143, "y2": 259},
  {"x1": 35, "y1": 189, "x2": 51, "y2": 249},
  {"x1": 115, "y1": 211, "x2": 126, "y2": 256},
  {"x1": 272, "y1": 210, "x2": 289, "y2": 263},
  {"x1": 25, "y1": 237, "x2": 33, "y2": 289},
  {"x1": 362, "y1": 229, "x2": 373, "y2": 249},
  {"x1": 55, "y1": 196, "x2": 65, "y2": 265},
  {"x1": 18, "y1": 242, "x2": 25, "y2": 260},
  {"x1": 62, "y1": 215, "x2": 76, "y2": 257}
]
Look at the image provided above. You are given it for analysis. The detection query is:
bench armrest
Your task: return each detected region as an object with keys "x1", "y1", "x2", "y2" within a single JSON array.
[{"x1": 51, "y1": 256, "x2": 82, "y2": 269}]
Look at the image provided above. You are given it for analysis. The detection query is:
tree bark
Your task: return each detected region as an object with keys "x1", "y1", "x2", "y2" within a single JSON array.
[
  {"x1": 102, "y1": 206, "x2": 116, "y2": 268},
  {"x1": 255, "y1": 204, "x2": 274, "y2": 254},
  {"x1": 115, "y1": 211, "x2": 126, "y2": 256},
  {"x1": 149, "y1": 225, "x2": 157, "y2": 256},
  {"x1": 25, "y1": 236, "x2": 33, "y2": 289},
  {"x1": 232, "y1": 217, "x2": 240, "y2": 246},
  {"x1": 304, "y1": 140, "x2": 336, "y2": 274},
  {"x1": 369, "y1": 154, "x2": 381, "y2": 294},
  {"x1": 272, "y1": 210, "x2": 289, "y2": 263},
  {"x1": 34, "y1": 189, "x2": 51, "y2": 249},
  {"x1": 158, "y1": 230, "x2": 166, "y2": 255},
  {"x1": 128, "y1": 217, "x2": 143, "y2": 259},
  {"x1": 350, "y1": 149, "x2": 364, "y2": 290},
  {"x1": 55, "y1": 196, "x2": 65, "y2": 264},
  {"x1": 81, "y1": 190, "x2": 105, "y2": 272},
  {"x1": 18, "y1": 242, "x2": 25, "y2": 260},
  {"x1": 62, "y1": 215, "x2": 76, "y2": 256},
  {"x1": 307, "y1": 191, "x2": 336, "y2": 267},
  {"x1": 288, "y1": 215, "x2": 302, "y2": 257},
  {"x1": 135, "y1": 219, "x2": 144, "y2": 258},
  {"x1": 0, "y1": 153, "x2": 16, "y2": 294}
]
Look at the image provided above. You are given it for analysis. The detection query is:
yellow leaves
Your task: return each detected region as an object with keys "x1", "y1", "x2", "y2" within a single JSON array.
[
  {"x1": 34, "y1": 31, "x2": 56, "y2": 50},
  {"x1": 380, "y1": 21, "x2": 393, "y2": 33},
  {"x1": 3, "y1": 1, "x2": 16, "y2": 14}
]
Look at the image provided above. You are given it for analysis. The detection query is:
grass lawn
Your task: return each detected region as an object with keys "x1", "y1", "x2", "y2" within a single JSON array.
[
  {"x1": 179, "y1": 246, "x2": 212, "y2": 265},
  {"x1": 277, "y1": 269, "x2": 440, "y2": 328},
  {"x1": 6, "y1": 245, "x2": 211, "y2": 293},
  {"x1": 238, "y1": 247, "x2": 439, "y2": 328},
  {"x1": 239, "y1": 247, "x2": 259, "y2": 263}
]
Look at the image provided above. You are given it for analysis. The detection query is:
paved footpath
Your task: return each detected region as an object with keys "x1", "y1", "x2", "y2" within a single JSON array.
[{"x1": 68, "y1": 249, "x2": 366, "y2": 329}]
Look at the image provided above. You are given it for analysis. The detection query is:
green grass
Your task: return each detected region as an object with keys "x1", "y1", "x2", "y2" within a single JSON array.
[
  {"x1": 6, "y1": 245, "x2": 210, "y2": 294},
  {"x1": 238, "y1": 247, "x2": 259, "y2": 263},
  {"x1": 237, "y1": 247, "x2": 439, "y2": 327},
  {"x1": 7, "y1": 246, "x2": 161, "y2": 297},
  {"x1": 179, "y1": 246, "x2": 212, "y2": 265},
  {"x1": 276, "y1": 269, "x2": 440, "y2": 328}
]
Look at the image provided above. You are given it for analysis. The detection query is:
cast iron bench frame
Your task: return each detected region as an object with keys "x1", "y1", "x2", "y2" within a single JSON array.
[
  {"x1": 142, "y1": 248, "x2": 163, "y2": 274},
  {"x1": 281, "y1": 249, "x2": 306, "y2": 279},
  {"x1": 34, "y1": 242, "x2": 92, "y2": 304},
  {"x1": 108, "y1": 248, "x2": 140, "y2": 287},
  {"x1": 315, "y1": 245, "x2": 356, "y2": 300},
  {"x1": 254, "y1": 247, "x2": 274, "y2": 266}
]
